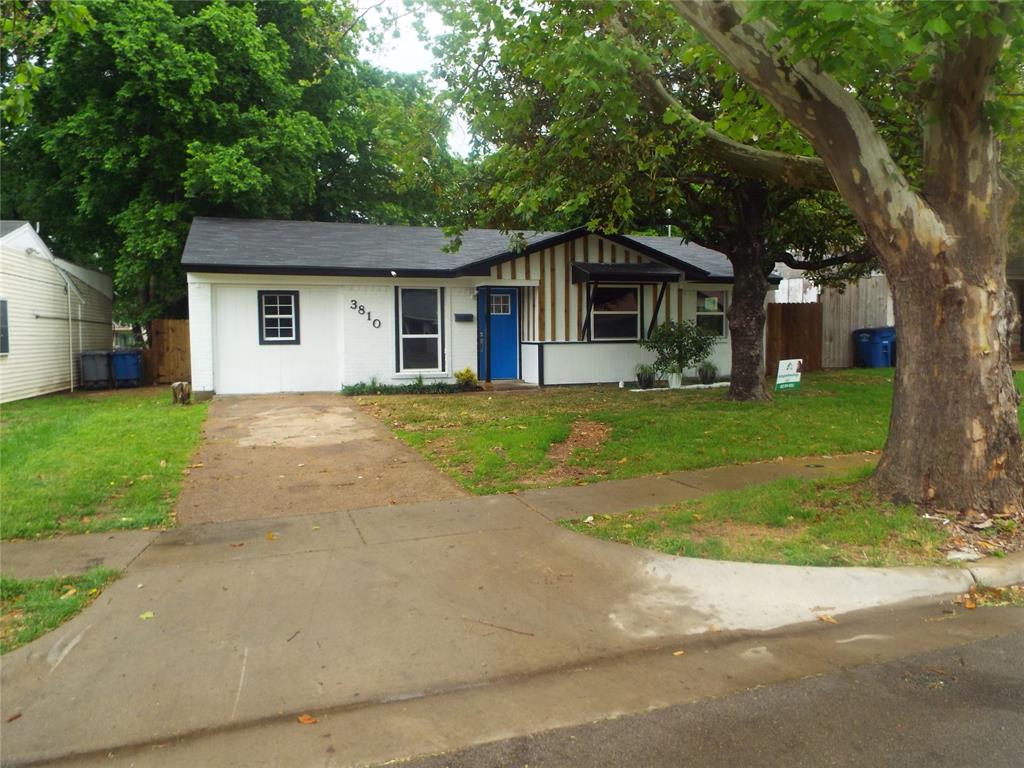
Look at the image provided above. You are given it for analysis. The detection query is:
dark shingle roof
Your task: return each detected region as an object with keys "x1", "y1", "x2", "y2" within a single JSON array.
[
  {"x1": 623, "y1": 235, "x2": 739, "y2": 280},
  {"x1": 182, "y1": 218, "x2": 564, "y2": 276},
  {"x1": 0, "y1": 220, "x2": 29, "y2": 238},
  {"x1": 181, "y1": 217, "x2": 751, "y2": 281}
]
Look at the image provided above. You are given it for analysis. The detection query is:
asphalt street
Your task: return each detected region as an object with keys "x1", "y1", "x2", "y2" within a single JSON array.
[{"x1": 394, "y1": 622, "x2": 1024, "y2": 768}]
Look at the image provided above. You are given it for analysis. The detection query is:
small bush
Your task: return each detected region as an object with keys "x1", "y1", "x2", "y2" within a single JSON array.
[
  {"x1": 640, "y1": 321, "x2": 716, "y2": 377},
  {"x1": 455, "y1": 368, "x2": 479, "y2": 390}
]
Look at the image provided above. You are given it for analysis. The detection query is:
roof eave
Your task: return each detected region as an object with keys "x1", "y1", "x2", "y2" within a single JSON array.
[{"x1": 183, "y1": 263, "x2": 462, "y2": 278}]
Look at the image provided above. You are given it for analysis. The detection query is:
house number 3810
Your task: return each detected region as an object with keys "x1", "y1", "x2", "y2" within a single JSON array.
[{"x1": 350, "y1": 299, "x2": 382, "y2": 328}]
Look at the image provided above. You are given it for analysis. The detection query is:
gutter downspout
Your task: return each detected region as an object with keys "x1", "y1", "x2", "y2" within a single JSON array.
[
  {"x1": 68, "y1": 287, "x2": 74, "y2": 391},
  {"x1": 28, "y1": 247, "x2": 84, "y2": 391}
]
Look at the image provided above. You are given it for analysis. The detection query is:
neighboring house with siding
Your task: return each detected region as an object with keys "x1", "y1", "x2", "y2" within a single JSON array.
[
  {"x1": 0, "y1": 221, "x2": 113, "y2": 403},
  {"x1": 183, "y1": 217, "x2": 776, "y2": 394}
]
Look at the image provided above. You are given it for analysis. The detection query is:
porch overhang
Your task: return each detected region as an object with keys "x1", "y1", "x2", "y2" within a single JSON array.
[{"x1": 571, "y1": 262, "x2": 681, "y2": 284}]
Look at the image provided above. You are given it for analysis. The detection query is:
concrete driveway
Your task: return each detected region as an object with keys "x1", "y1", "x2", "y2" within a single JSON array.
[{"x1": 174, "y1": 394, "x2": 466, "y2": 525}]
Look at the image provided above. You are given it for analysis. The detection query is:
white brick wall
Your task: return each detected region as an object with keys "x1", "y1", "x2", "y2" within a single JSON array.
[{"x1": 190, "y1": 275, "x2": 478, "y2": 394}]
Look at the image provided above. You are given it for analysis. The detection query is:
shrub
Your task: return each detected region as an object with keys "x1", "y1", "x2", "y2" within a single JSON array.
[
  {"x1": 341, "y1": 377, "x2": 467, "y2": 396},
  {"x1": 454, "y1": 368, "x2": 479, "y2": 390},
  {"x1": 640, "y1": 321, "x2": 716, "y2": 377}
]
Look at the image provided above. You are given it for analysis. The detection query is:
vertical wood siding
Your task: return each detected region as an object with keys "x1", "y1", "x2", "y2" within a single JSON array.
[{"x1": 485, "y1": 235, "x2": 735, "y2": 347}]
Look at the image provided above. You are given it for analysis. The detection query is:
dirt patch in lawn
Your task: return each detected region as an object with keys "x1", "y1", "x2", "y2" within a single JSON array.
[
  {"x1": 526, "y1": 420, "x2": 611, "y2": 486},
  {"x1": 683, "y1": 521, "x2": 803, "y2": 546}
]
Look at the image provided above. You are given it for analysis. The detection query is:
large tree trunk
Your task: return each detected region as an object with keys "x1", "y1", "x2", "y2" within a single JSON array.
[
  {"x1": 663, "y1": 0, "x2": 1024, "y2": 515},
  {"x1": 719, "y1": 181, "x2": 773, "y2": 401},
  {"x1": 726, "y1": 248, "x2": 771, "y2": 402},
  {"x1": 877, "y1": 247, "x2": 1022, "y2": 514}
]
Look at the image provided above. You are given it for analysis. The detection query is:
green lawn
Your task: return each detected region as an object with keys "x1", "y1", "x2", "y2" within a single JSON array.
[
  {"x1": 0, "y1": 567, "x2": 119, "y2": 654},
  {"x1": 363, "y1": 369, "x2": 1024, "y2": 495},
  {"x1": 561, "y1": 468, "x2": 953, "y2": 567},
  {"x1": 1, "y1": 391, "x2": 208, "y2": 539}
]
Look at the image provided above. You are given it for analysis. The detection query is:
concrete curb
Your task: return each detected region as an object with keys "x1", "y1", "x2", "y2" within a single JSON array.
[{"x1": 966, "y1": 551, "x2": 1024, "y2": 588}]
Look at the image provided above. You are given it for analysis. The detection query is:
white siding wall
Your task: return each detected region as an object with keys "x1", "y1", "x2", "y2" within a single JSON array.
[{"x1": 0, "y1": 246, "x2": 113, "y2": 403}]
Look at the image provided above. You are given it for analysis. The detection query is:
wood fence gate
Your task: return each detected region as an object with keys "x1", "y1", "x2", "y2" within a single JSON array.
[
  {"x1": 143, "y1": 319, "x2": 190, "y2": 384},
  {"x1": 765, "y1": 303, "x2": 822, "y2": 376}
]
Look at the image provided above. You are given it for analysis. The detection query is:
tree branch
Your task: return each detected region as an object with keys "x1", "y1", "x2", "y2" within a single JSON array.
[
  {"x1": 776, "y1": 248, "x2": 874, "y2": 271},
  {"x1": 665, "y1": 0, "x2": 948, "y2": 263},
  {"x1": 606, "y1": 12, "x2": 834, "y2": 191}
]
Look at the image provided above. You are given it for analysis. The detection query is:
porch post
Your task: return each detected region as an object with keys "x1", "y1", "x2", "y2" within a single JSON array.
[{"x1": 484, "y1": 286, "x2": 492, "y2": 383}]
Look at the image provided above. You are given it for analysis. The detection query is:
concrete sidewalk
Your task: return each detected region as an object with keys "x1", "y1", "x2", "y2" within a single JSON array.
[
  {"x1": 0, "y1": 488, "x2": 979, "y2": 766},
  {"x1": 0, "y1": 453, "x2": 875, "y2": 580}
]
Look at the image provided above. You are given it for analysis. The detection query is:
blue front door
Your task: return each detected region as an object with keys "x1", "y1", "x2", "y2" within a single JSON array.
[{"x1": 478, "y1": 288, "x2": 519, "y2": 379}]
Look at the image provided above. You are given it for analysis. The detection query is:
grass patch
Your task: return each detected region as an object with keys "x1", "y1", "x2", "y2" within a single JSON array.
[
  {"x1": 1, "y1": 390, "x2": 208, "y2": 539},
  {"x1": 364, "y1": 370, "x2": 1024, "y2": 495},
  {"x1": 561, "y1": 468, "x2": 953, "y2": 567},
  {"x1": 0, "y1": 567, "x2": 119, "y2": 654}
]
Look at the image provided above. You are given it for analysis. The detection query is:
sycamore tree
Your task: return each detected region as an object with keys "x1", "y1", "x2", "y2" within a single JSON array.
[
  {"x1": 612, "y1": 0, "x2": 1023, "y2": 515},
  {"x1": 1, "y1": 0, "x2": 457, "y2": 322},
  {"x1": 432, "y1": 0, "x2": 870, "y2": 401}
]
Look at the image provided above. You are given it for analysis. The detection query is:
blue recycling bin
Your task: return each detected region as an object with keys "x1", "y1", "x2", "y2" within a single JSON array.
[
  {"x1": 853, "y1": 327, "x2": 896, "y2": 368},
  {"x1": 110, "y1": 349, "x2": 143, "y2": 387}
]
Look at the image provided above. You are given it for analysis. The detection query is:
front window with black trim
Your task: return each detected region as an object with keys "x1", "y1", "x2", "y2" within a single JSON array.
[
  {"x1": 399, "y1": 288, "x2": 442, "y2": 370},
  {"x1": 695, "y1": 290, "x2": 727, "y2": 337},
  {"x1": 591, "y1": 285, "x2": 639, "y2": 340},
  {"x1": 258, "y1": 291, "x2": 300, "y2": 344}
]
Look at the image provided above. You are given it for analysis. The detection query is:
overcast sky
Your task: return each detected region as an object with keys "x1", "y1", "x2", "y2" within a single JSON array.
[{"x1": 358, "y1": 0, "x2": 473, "y2": 157}]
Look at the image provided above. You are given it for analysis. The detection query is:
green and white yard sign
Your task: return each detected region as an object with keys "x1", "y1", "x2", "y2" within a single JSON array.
[{"x1": 775, "y1": 359, "x2": 803, "y2": 391}]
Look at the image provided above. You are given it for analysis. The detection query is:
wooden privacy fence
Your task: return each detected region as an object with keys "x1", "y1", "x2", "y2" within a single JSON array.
[
  {"x1": 143, "y1": 319, "x2": 190, "y2": 384},
  {"x1": 765, "y1": 303, "x2": 822, "y2": 376},
  {"x1": 820, "y1": 275, "x2": 894, "y2": 368}
]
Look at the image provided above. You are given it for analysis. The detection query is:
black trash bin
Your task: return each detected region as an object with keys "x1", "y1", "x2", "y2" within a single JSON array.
[{"x1": 79, "y1": 350, "x2": 111, "y2": 388}]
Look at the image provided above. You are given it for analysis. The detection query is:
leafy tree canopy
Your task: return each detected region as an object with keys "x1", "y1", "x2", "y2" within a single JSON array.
[
  {"x1": 1, "y1": 0, "x2": 459, "y2": 322},
  {"x1": 430, "y1": 0, "x2": 872, "y2": 282}
]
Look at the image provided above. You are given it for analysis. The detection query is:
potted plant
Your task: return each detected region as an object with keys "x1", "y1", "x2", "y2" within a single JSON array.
[
  {"x1": 640, "y1": 321, "x2": 716, "y2": 389},
  {"x1": 698, "y1": 361, "x2": 717, "y2": 385},
  {"x1": 634, "y1": 363, "x2": 656, "y2": 389}
]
